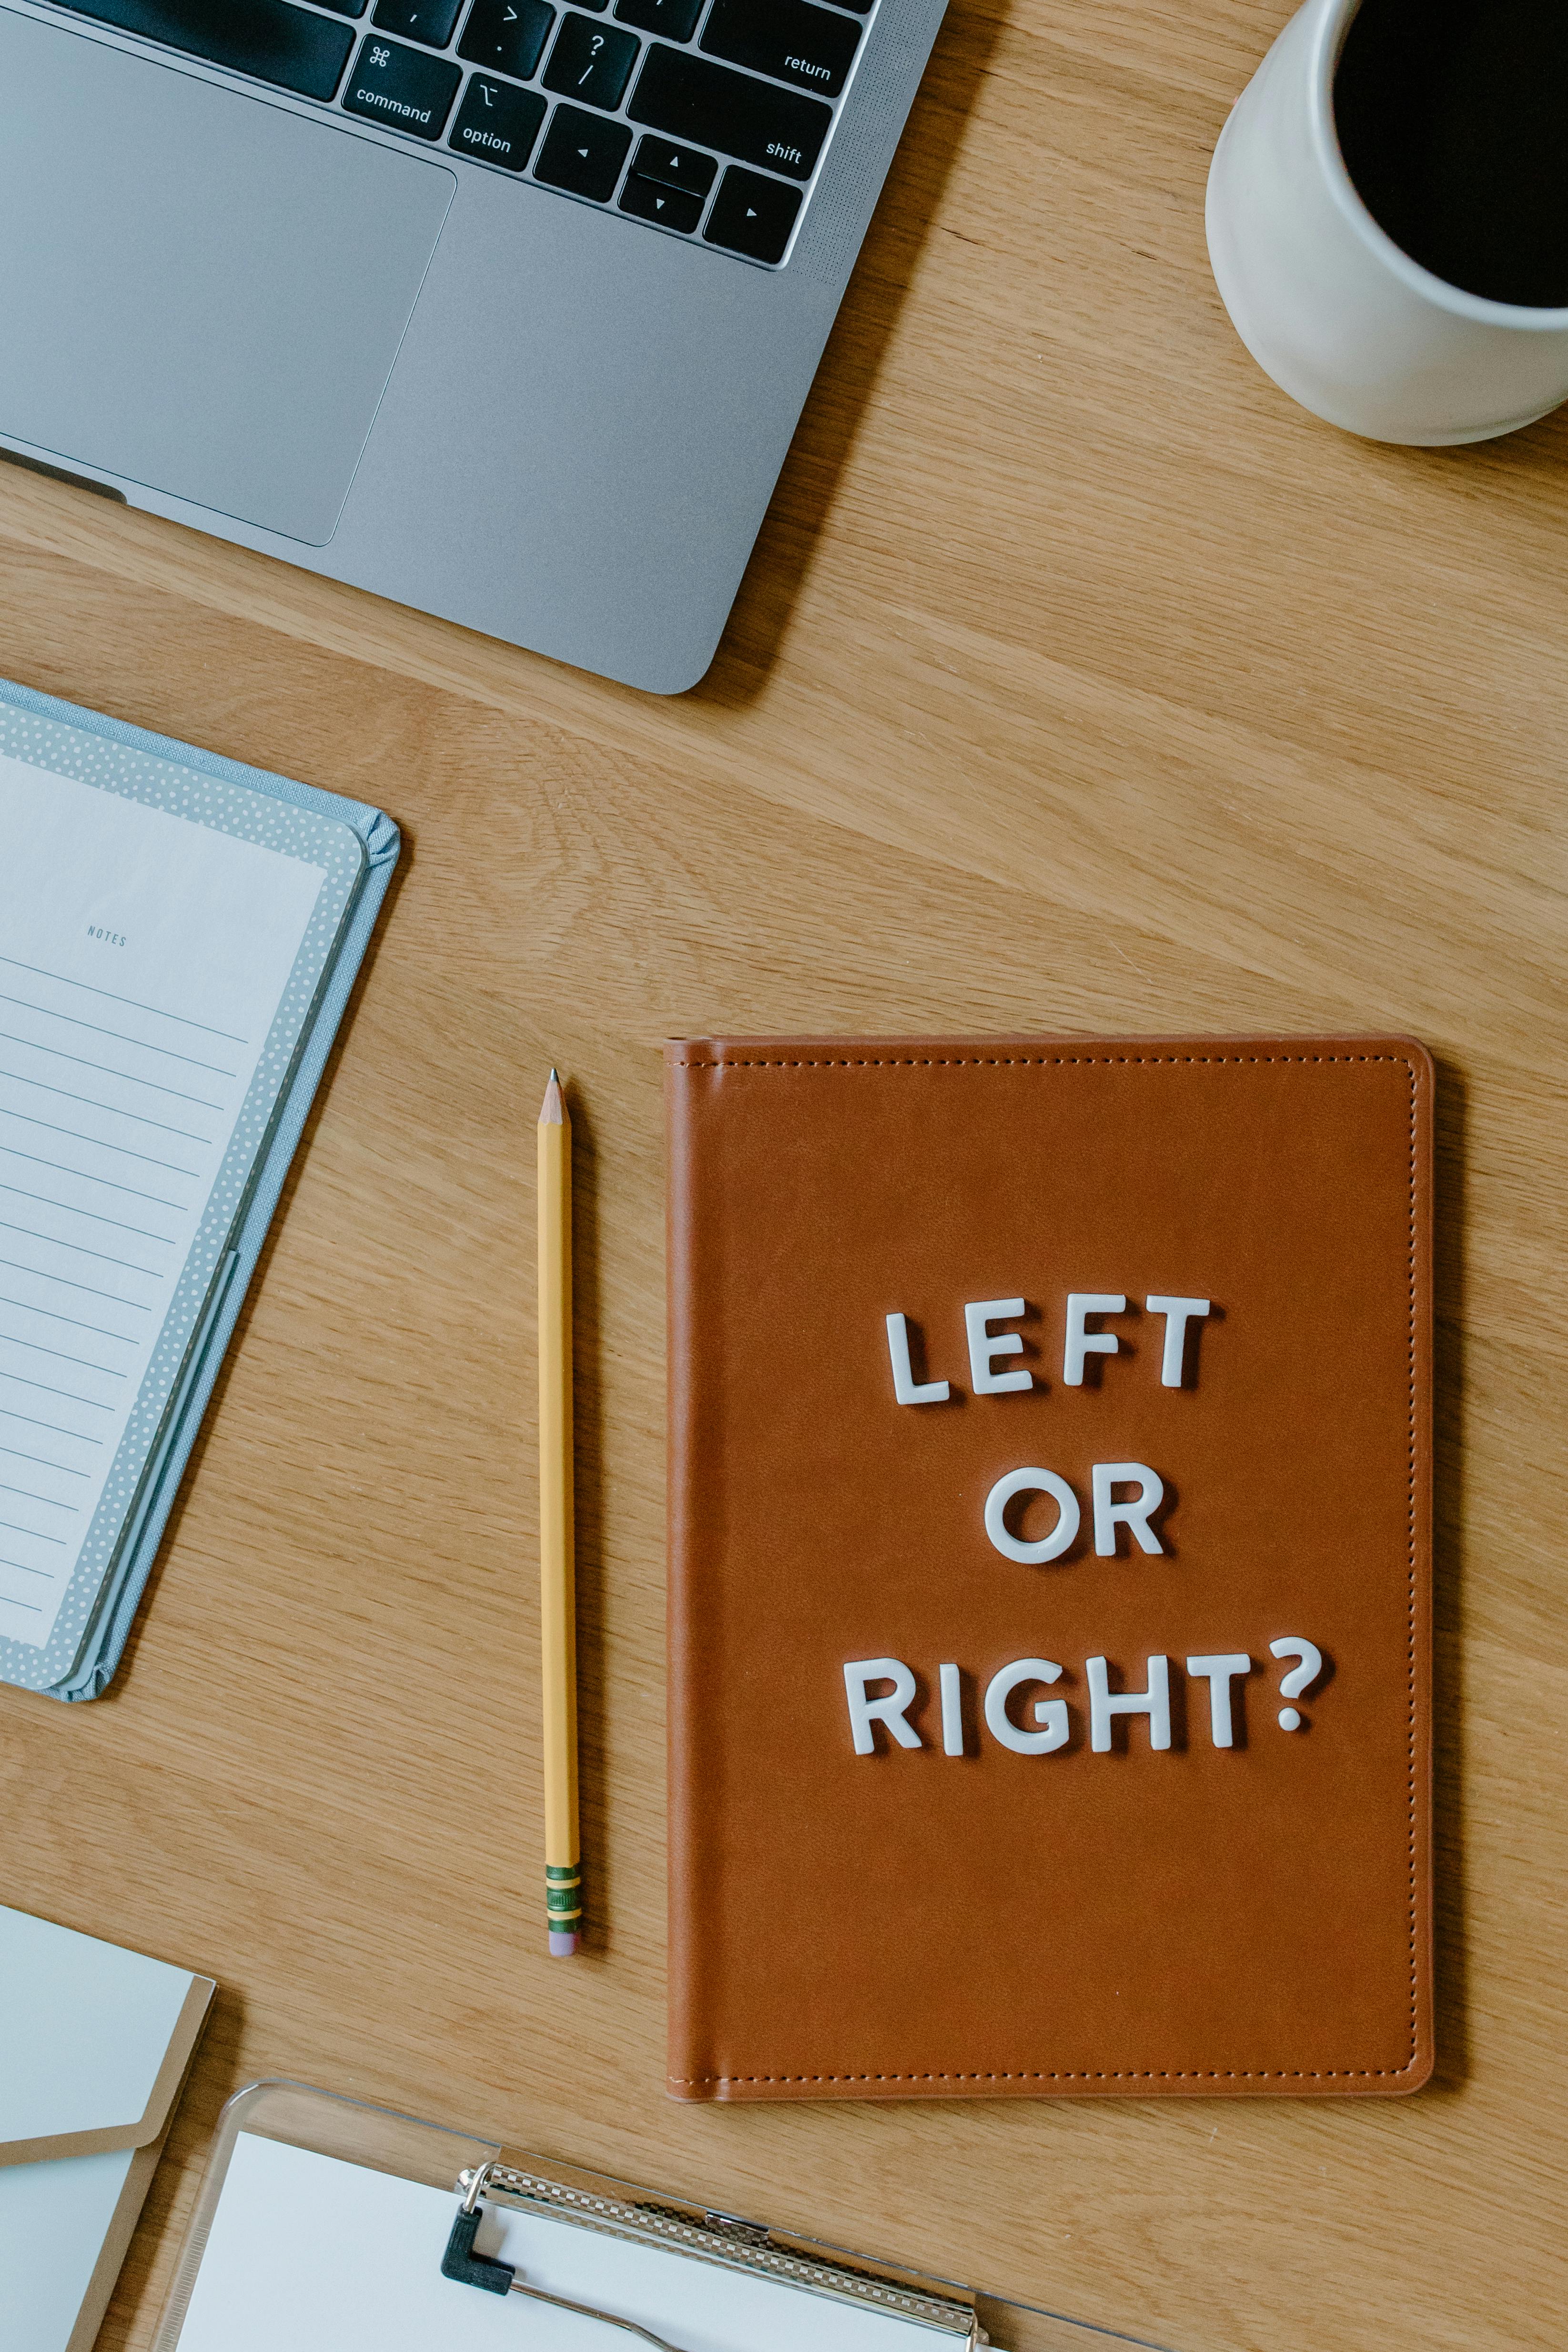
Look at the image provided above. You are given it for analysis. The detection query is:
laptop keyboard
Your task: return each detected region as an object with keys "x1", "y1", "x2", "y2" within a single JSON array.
[{"x1": 47, "y1": 0, "x2": 874, "y2": 263}]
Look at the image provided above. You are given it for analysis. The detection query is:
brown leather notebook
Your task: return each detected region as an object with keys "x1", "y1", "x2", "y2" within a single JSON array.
[{"x1": 666, "y1": 1038, "x2": 1434, "y2": 2102}]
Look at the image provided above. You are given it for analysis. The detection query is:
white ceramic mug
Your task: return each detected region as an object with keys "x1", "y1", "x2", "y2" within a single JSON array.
[{"x1": 1206, "y1": 0, "x2": 1568, "y2": 444}]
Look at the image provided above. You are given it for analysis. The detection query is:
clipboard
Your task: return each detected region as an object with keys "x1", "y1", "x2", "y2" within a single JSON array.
[{"x1": 150, "y1": 2081, "x2": 1176, "y2": 2352}]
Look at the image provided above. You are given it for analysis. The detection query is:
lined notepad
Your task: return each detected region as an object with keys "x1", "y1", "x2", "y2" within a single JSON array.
[
  {"x1": 0, "y1": 679, "x2": 397, "y2": 1701},
  {"x1": 0, "y1": 760, "x2": 324, "y2": 1649}
]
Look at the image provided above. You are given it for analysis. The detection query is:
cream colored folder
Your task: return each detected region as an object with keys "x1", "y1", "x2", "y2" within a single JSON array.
[{"x1": 0, "y1": 1906, "x2": 213, "y2": 2352}]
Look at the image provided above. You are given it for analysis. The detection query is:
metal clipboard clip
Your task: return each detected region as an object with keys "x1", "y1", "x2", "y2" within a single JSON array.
[
  {"x1": 442, "y1": 2159, "x2": 986, "y2": 2349},
  {"x1": 444, "y1": 2162, "x2": 680, "y2": 2347}
]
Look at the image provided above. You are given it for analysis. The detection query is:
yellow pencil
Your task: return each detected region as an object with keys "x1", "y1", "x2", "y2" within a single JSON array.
[{"x1": 537, "y1": 1069, "x2": 580, "y2": 1956}]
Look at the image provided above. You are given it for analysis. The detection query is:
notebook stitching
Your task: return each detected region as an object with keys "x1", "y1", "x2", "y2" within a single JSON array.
[
  {"x1": 668, "y1": 2068, "x2": 1425, "y2": 2083},
  {"x1": 673, "y1": 1048, "x2": 1426, "y2": 2087},
  {"x1": 674, "y1": 1054, "x2": 1407, "y2": 1069}
]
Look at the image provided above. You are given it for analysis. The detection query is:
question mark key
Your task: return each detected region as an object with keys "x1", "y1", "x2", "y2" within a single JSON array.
[{"x1": 543, "y1": 12, "x2": 641, "y2": 108}]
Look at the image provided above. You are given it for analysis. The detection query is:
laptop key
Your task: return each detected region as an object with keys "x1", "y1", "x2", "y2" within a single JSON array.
[
  {"x1": 534, "y1": 102, "x2": 633, "y2": 198},
  {"x1": 450, "y1": 73, "x2": 547, "y2": 165},
  {"x1": 343, "y1": 34, "x2": 461, "y2": 133},
  {"x1": 699, "y1": 0, "x2": 860, "y2": 101},
  {"x1": 543, "y1": 13, "x2": 639, "y2": 109},
  {"x1": 619, "y1": 174, "x2": 703, "y2": 232},
  {"x1": 627, "y1": 46, "x2": 830, "y2": 180},
  {"x1": 630, "y1": 135, "x2": 715, "y2": 197},
  {"x1": 50, "y1": 0, "x2": 354, "y2": 100},
  {"x1": 614, "y1": 0, "x2": 701, "y2": 40},
  {"x1": 318, "y1": 0, "x2": 369, "y2": 16},
  {"x1": 373, "y1": 0, "x2": 463, "y2": 46},
  {"x1": 457, "y1": 0, "x2": 554, "y2": 80},
  {"x1": 703, "y1": 162, "x2": 800, "y2": 263}
]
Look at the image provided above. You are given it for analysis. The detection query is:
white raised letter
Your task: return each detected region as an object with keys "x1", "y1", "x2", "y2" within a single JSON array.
[
  {"x1": 939, "y1": 1662, "x2": 964, "y2": 1756},
  {"x1": 1091, "y1": 1461, "x2": 1165, "y2": 1556},
  {"x1": 1185, "y1": 1653, "x2": 1251, "y2": 1748},
  {"x1": 1146, "y1": 1295, "x2": 1211, "y2": 1387},
  {"x1": 965, "y1": 1298, "x2": 1032, "y2": 1394},
  {"x1": 843, "y1": 1659, "x2": 922, "y2": 1755},
  {"x1": 885, "y1": 1312, "x2": 950, "y2": 1404},
  {"x1": 1086, "y1": 1654, "x2": 1171, "y2": 1752},
  {"x1": 1063, "y1": 1293, "x2": 1125, "y2": 1385},
  {"x1": 983, "y1": 1466, "x2": 1081, "y2": 1563},
  {"x1": 1270, "y1": 1636, "x2": 1324, "y2": 1730},
  {"x1": 983, "y1": 1659, "x2": 1070, "y2": 1754}
]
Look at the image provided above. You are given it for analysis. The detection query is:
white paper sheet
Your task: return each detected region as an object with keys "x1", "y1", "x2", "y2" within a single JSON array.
[
  {"x1": 172, "y1": 2135, "x2": 946, "y2": 2352},
  {"x1": 0, "y1": 754, "x2": 323, "y2": 1646}
]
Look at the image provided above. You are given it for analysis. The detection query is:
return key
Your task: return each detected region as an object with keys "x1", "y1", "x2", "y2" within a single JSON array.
[{"x1": 700, "y1": 0, "x2": 861, "y2": 101}]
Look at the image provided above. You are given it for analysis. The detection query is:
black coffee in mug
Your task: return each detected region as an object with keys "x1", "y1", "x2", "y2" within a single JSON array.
[{"x1": 1334, "y1": 0, "x2": 1568, "y2": 308}]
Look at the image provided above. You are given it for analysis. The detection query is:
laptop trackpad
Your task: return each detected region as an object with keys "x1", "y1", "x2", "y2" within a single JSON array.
[{"x1": 0, "y1": 11, "x2": 453, "y2": 545}]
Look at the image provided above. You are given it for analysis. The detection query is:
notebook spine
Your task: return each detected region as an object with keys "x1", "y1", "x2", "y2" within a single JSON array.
[{"x1": 664, "y1": 1046, "x2": 709, "y2": 2101}]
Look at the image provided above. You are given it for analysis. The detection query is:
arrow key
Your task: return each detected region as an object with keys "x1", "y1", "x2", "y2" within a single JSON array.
[
  {"x1": 630, "y1": 134, "x2": 715, "y2": 198},
  {"x1": 534, "y1": 101, "x2": 633, "y2": 199},
  {"x1": 703, "y1": 163, "x2": 800, "y2": 264},
  {"x1": 619, "y1": 172, "x2": 703, "y2": 232}
]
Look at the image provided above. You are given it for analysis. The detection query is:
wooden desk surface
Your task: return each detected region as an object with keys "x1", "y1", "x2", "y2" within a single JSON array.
[{"x1": 1, "y1": 2, "x2": 1563, "y2": 2345}]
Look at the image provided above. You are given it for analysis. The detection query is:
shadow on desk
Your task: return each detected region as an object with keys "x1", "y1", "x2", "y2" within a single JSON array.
[
  {"x1": 101, "y1": 1979, "x2": 250, "y2": 2348},
  {"x1": 101, "y1": 840, "x2": 413, "y2": 1701},
  {"x1": 700, "y1": 0, "x2": 1008, "y2": 707},
  {"x1": 1444, "y1": 390, "x2": 1568, "y2": 487}
]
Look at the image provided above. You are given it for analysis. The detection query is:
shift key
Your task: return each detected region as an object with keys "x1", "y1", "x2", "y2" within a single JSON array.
[
  {"x1": 627, "y1": 46, "x2": 830, "y2": 182},
  {"x1": 700, "y1": 0, "x2": 860, "y2": 100}
]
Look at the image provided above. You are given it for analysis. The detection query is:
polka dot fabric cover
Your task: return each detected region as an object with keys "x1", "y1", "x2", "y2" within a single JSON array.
[{"x1": 0, "y1": 678, "x2": 398, "y2": 1700}]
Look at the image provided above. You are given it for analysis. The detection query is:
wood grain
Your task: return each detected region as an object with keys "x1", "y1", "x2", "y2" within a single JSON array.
[{"x1": 0, "y1": 2, "x2": 1563, "y2": 2346}]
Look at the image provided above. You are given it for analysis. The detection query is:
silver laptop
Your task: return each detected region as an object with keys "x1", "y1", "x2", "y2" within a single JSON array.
[{"x1": 0, "y1": 0, "x2": 946, "y2": 691}]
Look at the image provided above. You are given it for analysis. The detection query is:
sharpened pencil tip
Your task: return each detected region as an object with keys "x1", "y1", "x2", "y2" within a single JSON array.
[{"x1": 540, "y1": 1069, "x2": 566, "y2": 1125}]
